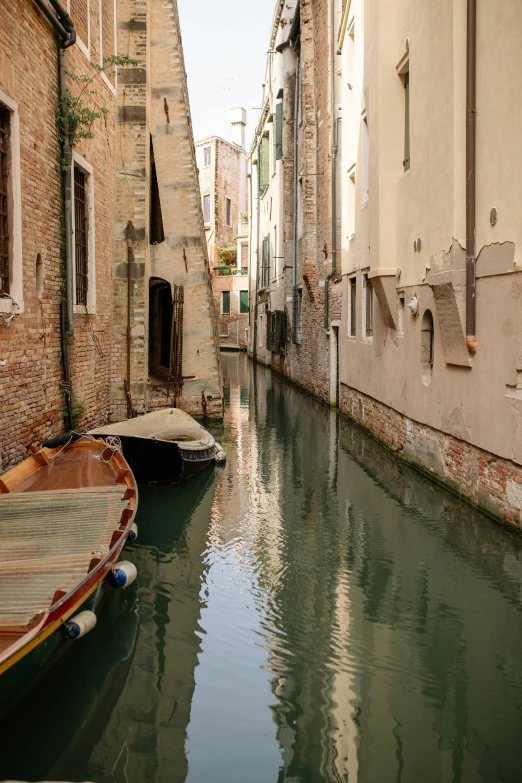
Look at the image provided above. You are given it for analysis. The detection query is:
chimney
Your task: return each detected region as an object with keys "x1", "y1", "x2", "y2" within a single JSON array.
[{"x1": 231, "y1": 107, "x2": 247, "y2": 150}]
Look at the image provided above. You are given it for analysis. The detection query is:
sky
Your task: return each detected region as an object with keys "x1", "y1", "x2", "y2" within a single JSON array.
[{"x1": 177, "y1": 0, "x2": 276, "y2": 149}]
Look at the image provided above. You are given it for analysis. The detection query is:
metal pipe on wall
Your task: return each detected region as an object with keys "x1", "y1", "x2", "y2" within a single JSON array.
[
  {"x1": 324, "y1": 0, "x2": 339, "y2": 329},
  {"x1": 465, "y1": 0, "x2": 477, "y2": 353}
]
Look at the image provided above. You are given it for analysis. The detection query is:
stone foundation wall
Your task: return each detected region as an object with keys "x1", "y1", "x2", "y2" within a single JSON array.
[{"x1": 340, "y1": 383, "x2": 522, "y2": 531}]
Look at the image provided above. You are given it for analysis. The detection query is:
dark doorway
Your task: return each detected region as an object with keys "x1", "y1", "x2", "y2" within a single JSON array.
[{"x1": 149, "y1": 277, "x2": 172, "y2": 379}]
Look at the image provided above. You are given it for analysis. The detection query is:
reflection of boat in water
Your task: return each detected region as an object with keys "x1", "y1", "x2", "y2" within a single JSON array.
[
  {"x1": 90, "y1": 408, "x2": 223, "y2": 485},
  {"x1": 0, "y1": 589, "x2": 139, "y2": 783},
  {"x1": 0, "y1": 437, "x2": 138, "y2": 718}
]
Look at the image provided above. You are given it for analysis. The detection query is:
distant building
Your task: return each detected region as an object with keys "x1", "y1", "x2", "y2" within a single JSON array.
[
  {"x1": 196, "y1": 109, "x2": 250, "y2": 351},
  {"x1": 112, "y1": 0, "x2": 223, "y2": 419},
  {"x1": 247, "y1": 1, "x2": 341, "y2": 398}
]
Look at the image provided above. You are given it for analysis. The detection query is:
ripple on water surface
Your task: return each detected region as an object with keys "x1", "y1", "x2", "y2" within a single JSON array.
[{"x1": 1, "y1": 354, "x2": 522, "y2": 783}]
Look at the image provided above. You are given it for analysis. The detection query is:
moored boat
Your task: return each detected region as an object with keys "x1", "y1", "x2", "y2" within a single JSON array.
[
  {"x1": 0, "y1": 436, "x2": 138, "y2": 717},
  {"x1": 90, "y1": 408, "x2": 222, "y2": 485}
]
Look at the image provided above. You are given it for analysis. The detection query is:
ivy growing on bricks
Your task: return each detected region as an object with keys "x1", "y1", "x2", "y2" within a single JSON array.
[{"x1": 56, "y1": 54, "x2": 138, "y2": 165}]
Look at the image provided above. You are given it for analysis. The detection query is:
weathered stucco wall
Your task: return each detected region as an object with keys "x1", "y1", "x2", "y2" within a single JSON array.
[{"x1": 338, "y1": 0, "x2": 522, "y2": 528}]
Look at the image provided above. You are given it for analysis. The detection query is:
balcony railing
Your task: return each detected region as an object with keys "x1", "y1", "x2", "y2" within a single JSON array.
[{"x1": 213, "y1": 267, "x2": 248, "y2": 277}]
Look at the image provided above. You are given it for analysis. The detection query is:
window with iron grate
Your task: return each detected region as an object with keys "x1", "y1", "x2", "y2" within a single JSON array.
[{"x1": 74, "y1": 168, "x2": 88, "y2": 305}]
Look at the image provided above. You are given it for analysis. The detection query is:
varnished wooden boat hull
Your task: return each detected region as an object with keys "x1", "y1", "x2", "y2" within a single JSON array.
[
  {"x1": 0, "y1": 438, "x2": 138, "y2": 717},
  {"x1": 0, "y1": 584, "x2": 104, "y2": 719}
]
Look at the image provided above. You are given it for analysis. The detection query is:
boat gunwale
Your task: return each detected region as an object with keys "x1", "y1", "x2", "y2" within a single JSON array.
[{"x1": 0, "y1": 438, "x2": 138, "y2": 673}]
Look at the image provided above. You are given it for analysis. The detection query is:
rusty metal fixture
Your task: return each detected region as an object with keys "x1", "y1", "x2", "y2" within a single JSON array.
[
  {"x1": 490, "y1": 207, "x2": 498, "y2": 227},
  {"x1": 167, "y1": 285, "x2": 185, "y2": 399},
  {"x1": 466, "y1": 0, "x2": 477, "y2": 353}
]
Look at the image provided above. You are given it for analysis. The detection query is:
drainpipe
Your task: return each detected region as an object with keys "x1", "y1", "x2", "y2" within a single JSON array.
[
  {"x1": 292, "y1": 54, "x2": 300, "y2": 325},
  {"x1": 465, "y1": 0, "x2": 477, "y2": 353},
  {"x1": 32, "y1": 0, "x2": 76, "y2": 427},
  {"x1": 324, "y1": 0, "x2": 339, "y2": 329}
]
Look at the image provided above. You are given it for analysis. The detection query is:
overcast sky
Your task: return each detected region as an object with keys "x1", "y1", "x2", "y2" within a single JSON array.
[{"x1": 178, "y1": 0, "x2": 276, "y2": 148}]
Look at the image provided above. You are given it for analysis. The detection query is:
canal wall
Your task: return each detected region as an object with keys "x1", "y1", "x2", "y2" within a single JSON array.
[{"x1": 340, "y1": 384, "x2": 522, "y2": 532}]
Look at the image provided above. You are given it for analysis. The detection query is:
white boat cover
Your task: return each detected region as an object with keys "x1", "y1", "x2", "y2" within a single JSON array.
[{"x1": 90, "y1": 408, "x2": 215, "y2": 452}]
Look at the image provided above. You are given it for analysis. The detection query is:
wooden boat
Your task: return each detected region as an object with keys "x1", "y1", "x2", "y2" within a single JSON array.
[
  {"x1": 0, "y1": 436, "x2": 138, "y2": 717},
  {"x1": 90, "y1": 408, "x2": 222, "y2": 485}
]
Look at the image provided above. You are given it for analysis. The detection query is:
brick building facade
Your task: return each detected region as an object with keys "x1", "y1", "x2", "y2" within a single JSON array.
[
  {"x1": 0, "y1": 0, "x2": 118, "y2": 471},
  {"x1": 112, "y1": 0, "x2": 223, "y2": 420},
  {"x1": 196, "y1": 110, "x2": 250, "y2": 351},
  {"x1": 248, "y1": 0, "x2": 342, "y2": 403}
]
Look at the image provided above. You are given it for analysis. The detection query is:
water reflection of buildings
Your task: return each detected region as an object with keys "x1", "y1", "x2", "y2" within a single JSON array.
[
  {"x1": 240, "y1": 354, "x2": 522, "y2": 783},
  {"x1": 81, "y1": 473, "x2": 217, "y2": 783}
]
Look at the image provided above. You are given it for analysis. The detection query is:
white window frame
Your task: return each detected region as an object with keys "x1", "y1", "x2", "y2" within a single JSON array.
[
  {"x1": 67, "y1": 0, "x2": 91, "y2": 60},
  {"x1": 362, "y1": 272, "x2": 373, "y2": 343},
  {"x1": 203, "y1": 193, "x2": 211, "y2": 224},
  {"x1": 203, "y1": 146, "x2": 212, "y2": 167},
  {"x1": 99, "y1": 0, "x2": 117, "y2": 95},
  {"x1": 72, "y1": 150, "x2": 96, "y2": 314},
  {"x1": 361, "y1": 114, "x2": 369, "y2": 207},
  {"x1": 0, "y1": 88, "x2": 23, "y2": 314},
  {"x1": 347, "y1": 275, "x2": 357, "y2": 339},
  {"x1": 225, "y1": 196, "x2": 232, "y2": 227},
  {"x1": 272, "y1": 224, "x2": 277, "y2": 280},
  {"x1": 221, "y1": 289, "x2": 231, "y2": 315}
]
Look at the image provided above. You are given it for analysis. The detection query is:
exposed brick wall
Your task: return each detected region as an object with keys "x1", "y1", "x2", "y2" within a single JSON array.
[
  {"x1": 340, "y1": 384, "x2": 522, "y2": 530},
  {"x1": 0, "y1": 0, "x2": 117, "y2": 471}
]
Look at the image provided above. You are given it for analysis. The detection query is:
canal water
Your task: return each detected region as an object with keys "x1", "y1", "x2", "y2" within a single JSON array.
[{"x1": 1, "y1": 353, "x2": 522, "y2": 782}]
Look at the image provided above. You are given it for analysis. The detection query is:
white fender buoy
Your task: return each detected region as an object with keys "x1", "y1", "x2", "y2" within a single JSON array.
[
  {"x1": 64, "y1": 610, "x2": 97, "y2": 639},
  {"x1": 107, "y1": 561, "x2": 137, "y2": 589},
  {"x1": 127, "y1": 522, "x2": 138, "y2": 543},
  {"x1": 214, "y1": 442, "x2": 226, "y2": 464}
]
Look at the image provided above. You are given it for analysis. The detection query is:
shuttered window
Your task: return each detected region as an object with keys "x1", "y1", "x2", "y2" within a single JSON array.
[
  {"x1": 204, "y1": 146, "x2": 211, "y2": 167},
  {"x1": 203, "y1": 194, "x2": 210, "y2": 223},
  {"x1": 221, "y1": 290, "x2": 230, "y2": 315},
  {"x1": 74, "y1": 168, "x2": 88, "y2": 306},
  {"x1": 258, "y1": 136, "x2": 269, "y2": 196},
  {"x1": 0, "y1": 109, "x2": 9, "y2": 294},
  {"x1": 239, "y1": 290, "x2": 249, "y2": 314},
  {"x1": 261, "y1": 235, "x2": 270, "y2": 287},
  {"x1": 350, "y1": 278, "x2": 357, "y2": 336},
  {"x1": 275, "y1": 102, "x2": 283, "y2": 161}
]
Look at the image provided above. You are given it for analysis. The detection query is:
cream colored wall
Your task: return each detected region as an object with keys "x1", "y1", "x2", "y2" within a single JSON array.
[{"x1": 339, "y1": 0, "x2": 522, "y2": 466}]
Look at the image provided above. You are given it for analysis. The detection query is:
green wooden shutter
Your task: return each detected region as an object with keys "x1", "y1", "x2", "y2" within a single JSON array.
[
  {"x1": 239, "y1": 290, "x2": 249, "y2": 313},
  {"x1": 222, "y1": 290, "x2": 230, "y2": 314},
  {"x1": 258, "y1": 136, "x2": 269, "y2": 195},
  {"x1": 275, "y1": 102, "x2": 283, "y2": 160}
]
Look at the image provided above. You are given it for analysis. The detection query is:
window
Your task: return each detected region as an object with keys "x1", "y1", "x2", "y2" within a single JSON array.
[
  {"x1": 363, "y1": 274, "x2": 373, "y2": 339},
  {"x1": 273, "y1": 225, "x2": 277, "y2": 279},
  {"x1": 74, "y1": 167, "x2": 88, "y2": 305},
  {"x1": 226, "y1": 197, "x2": 232, "y2": 227},
  {"x1": 72, "y1": 151, "x2": 95, "y2": 312},
  {"x1": 398, "y1": 295, "x2": 405, "y2": 336},
  {"x1": 349, "y1": 277, "x2": 357, "y2": 337},
  {"x1": 204, "y1": 146, "x2": 211, "y2": 167},
  {"x1": 261, "y1": 235, "x2": 270, "y2": 287},
  {"x1": 258, "y1": 135, "x2": 269, "y2": 195},
  {"x1": 403, "y1": 70, "x2": 410, "y2": 172},
  {"x1": 421, "y1": 309, "x2": 434, "y2": 385},
  {"x1": 362, "y1": 116, "x2": 369, "y2": 206},
  {"x1": 292, "y1": 285, "x2": 303, "y2": 344},
  {"x1": 150, "y1": 137, "x2": 164, "y2": 245},
  {"x1": 0, "y1": 91, "x2": 22, "y2": 311},
  {"x1": 239, "y1": 290, "x2": 249, "y2": 314},
  {"x1": 203, "y1": 194, "x2": 211, "y2": 224},
  {"x1": 0, "y1": 108, "x2": 9, "y2": 294},
  {"x1": 275, "y1": 102, "x2": 283, "y2": 161},
  {"x1": 221, "y1": 290, "x2": 230, "y2": 315}
]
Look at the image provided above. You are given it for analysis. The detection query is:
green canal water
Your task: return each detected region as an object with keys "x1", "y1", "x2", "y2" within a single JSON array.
[{"x1": 1, "y1": 353, "x2": 522, "y2": 782}]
